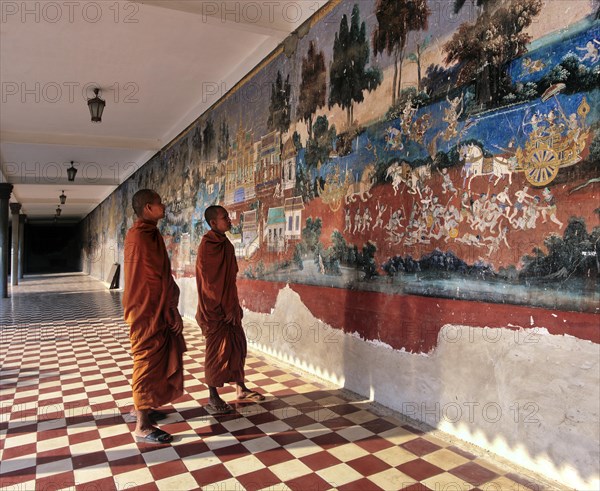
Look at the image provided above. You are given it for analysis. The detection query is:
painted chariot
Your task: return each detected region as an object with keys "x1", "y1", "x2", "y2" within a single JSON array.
[
  {"x1": 320, "y1": 165, "x2": 350, "y2": 212},
  {"x1": 320, "y1": 163, "x2": 376, "y2": 212},
  {"x1": 515, "y1": 90, "x2": 590, "y2": 187}
]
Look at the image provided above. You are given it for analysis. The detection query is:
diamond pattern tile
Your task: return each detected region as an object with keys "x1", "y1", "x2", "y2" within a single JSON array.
[{"x1": 0, "y1": 273, "x2": 565, "y2": 490}]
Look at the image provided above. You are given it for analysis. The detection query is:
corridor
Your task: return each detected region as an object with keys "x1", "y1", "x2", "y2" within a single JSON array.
[{"x1": 1, "y1": 274, "x2": 562, "y2": 490}]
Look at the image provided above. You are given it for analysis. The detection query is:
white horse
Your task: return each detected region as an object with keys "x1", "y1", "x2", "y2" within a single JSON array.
[
  {"x1": 345, "y1": 164, "x2": 375, "y2": 204},
  {"x1": 459, "y1": 143, "x2": 515, "y2": 189},
  {"x1": 385, "y1": 161, "x2": 430, "y2": 197}
]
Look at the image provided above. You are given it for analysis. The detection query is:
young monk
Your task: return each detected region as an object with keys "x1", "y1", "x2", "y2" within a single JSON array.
[
  {"x1": 195, "y1": 205, "x2": 264, "y2": 414},
  {"x1": 123, "y1": 189, "x2": 187, "y2": 443}
]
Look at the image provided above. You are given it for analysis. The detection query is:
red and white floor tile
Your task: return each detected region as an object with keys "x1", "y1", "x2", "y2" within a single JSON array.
[{"x1": 1, "y1": 274, "x2": 562, "y2": 490}]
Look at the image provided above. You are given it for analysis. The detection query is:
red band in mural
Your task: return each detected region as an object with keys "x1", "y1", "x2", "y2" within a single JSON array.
[{"x1": 238, "y1": 279, "x2": 600, "y2": 353}]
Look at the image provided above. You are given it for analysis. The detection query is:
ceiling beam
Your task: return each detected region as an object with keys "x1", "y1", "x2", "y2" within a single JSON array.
[
  {"x1": 4, "y1": 175, "x2": 121, "y2": 186},
  {"x1": 0, "y1": 131, "x2": 162, "y2": 151},
  {"x1": 26, "y1": 217, "x2": 82, "y2": 224},
  {"x1": 131, "y1": 0, "x2": 299, "y2": 37},
  {"x1": 10, "y1": 198, "x2": 103, "y2": 205}
]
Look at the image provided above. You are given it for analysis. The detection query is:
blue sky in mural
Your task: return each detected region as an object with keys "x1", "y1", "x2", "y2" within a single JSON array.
[
  {"x1": 306, "y1": 87, "x2": 599, "y2": 187},
  {"x1": 191, "y1": 181, "x2": 221, "y2": 236},
  {"x1": 510, "y1": 21, "x2": 600, "y2": 83}
]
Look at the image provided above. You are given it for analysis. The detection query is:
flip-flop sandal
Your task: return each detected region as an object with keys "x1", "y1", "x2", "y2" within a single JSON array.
[
  {"x1": 238, "y1": 391, "x2": 265, "y2": 401},
  {"x1": 135, "y1": 428, "x2": 173, "y2": 444},
  {"x1": 205, "y1": 402, "x2": 233, "y2": 415}
]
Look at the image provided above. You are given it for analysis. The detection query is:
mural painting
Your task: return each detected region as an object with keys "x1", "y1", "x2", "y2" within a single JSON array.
[{"x1": 85, "y1": 0, "x2": 600, "y2": 319}]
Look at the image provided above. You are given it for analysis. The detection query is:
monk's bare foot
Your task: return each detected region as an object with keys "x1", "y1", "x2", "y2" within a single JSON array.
[
  {"x1": 134, "y1": 409, "x2": 172, "y2": 443},
  {"x1": 206, "y1": 397, "x2": 233, "y2": 414},
  {"x1": 134, "y1": 425, "x2": 158, "y2": 438},
  {"x1": 134, "y1": 410, "x2": 155, "y2": 435},
  {"x1": 128, "y1": 408, "x2": 167, "y2": 422}
]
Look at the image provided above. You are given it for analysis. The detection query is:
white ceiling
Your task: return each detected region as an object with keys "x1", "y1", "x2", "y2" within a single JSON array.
[{"x1": 0, "y1": 0, "x2": 328, "y2": 223}]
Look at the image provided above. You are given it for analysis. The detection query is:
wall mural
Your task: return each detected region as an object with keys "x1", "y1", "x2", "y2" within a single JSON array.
[{"x1": 85, "y1": 0, "x2": 600, "y2": 316}]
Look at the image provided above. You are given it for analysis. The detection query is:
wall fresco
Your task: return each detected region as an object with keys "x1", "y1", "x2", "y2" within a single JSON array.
[{"x1": 84, "y1": 0, "x2": 599, "y2": 316}]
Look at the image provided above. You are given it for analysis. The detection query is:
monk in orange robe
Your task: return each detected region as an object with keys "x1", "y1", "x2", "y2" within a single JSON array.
[
  {"x1": 123, "y1": 189, "x2": 186, "y2": 443},
  {"x1": 195, "y1": 205, "x2": 264, "y2": 413}
]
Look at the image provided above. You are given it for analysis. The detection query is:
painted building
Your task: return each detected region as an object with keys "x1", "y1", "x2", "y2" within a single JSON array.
[
  {"x1": 255, "y1": 130, "x2": 281, "y2": 197},
  {"x1": 281, "y1": 136, "x2": 297, "y2": 191},
  {"x1": 265, "y1": 206, "x2": 286, "y2": 252},
  {"x1": 225, "y1": 125, "x2": 256, "y2": 205},
  {"x1": 284, "y1": 196, "x2": 304, "y2": 240}
]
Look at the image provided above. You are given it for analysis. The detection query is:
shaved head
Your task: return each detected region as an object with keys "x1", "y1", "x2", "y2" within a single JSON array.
[
  {"x1": 132, "y1": 189, "x2": 159, "y2": 217},
  {"x1": 204, "y1": 205, "x2": 225, "y2": 225}
]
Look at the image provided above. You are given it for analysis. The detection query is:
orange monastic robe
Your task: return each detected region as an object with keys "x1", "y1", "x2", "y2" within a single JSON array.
[
  {"x1": 195, "y1": 230, "x2": 247, "y2": 387},
  {"x1": 123, "y1": 219, "x2": 187, "y2": 410}
]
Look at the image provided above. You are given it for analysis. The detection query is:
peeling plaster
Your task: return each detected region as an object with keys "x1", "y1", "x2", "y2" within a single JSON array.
[{"x1": 223, "y1": 284, "x2": 600, "y2": 489}]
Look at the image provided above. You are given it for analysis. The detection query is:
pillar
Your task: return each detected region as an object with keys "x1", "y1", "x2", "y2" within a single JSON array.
[
  {"x1": 10, "y1": 203, "x2": 21, "y2": 286},
  {"x1": 19, "y1": 214, "x2": 26, "y2": 279},
  {"x1": 0, "y1": 183, "x2": 13, "y2": 298}
]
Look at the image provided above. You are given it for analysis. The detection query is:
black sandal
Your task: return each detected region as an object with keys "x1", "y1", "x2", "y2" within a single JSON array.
[{"x1": 135, "y1": 428, "x2": 173, "y2": 444}]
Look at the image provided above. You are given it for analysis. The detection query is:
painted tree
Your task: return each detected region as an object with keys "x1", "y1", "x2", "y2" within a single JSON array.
[
  {"x1": 294, "y1": 166, "x2": 312, "y2": 201},
  {"x1": 294, "y1": 243, "x2": 304, "y2": 270},
  {"x1": 202, "y1": 119, "x2": 215, "y2": 160},
  {"x1": 445, "y1": 0, "x2": 543, "y2": 107},
  {"x1": 453, "y1": 0, "x2": 490, "y2": 14},
  {"x1": 302, "y1": 217, "x2": 322, "y2": 253},
  {"x1": 329, "y1": 4, "x2": 382, "y2": 128},
  {"x1": 407, "y1": 34, "x2": 431, "y2": 92},
  {"x1": 421, "y1": 63, "x2": 458, "y2": 98},
  {"x1": 217, "y1": 120, "x2": 229, "y2": 162},
  {"x1": 305, "y1": 115, "x2": 336, "y2": 168},
  {"x1": 331, "y1": 230, "x2": 350, "y2": 264},
  {"x1": 191, "y1": 125, "x2": 202, "y2": 157},
  {"x1": 298, "y1": 41, "x2": 327, "y2": 140},
  {"x1": 292, "y1": 131, "x2": 302, "y2": 151},
  {"x1": 372, "y1": 0, "x2": 429, "y2": 106},
  {"x1": 520, "y1": 218, "x2": 599, "y2": 278},
  {"x1": 361, "y1": 241, "x2": 378, "y2": 279},
  {"x1": 267, "y1": 71, "x2": 291, "y2": 134}
]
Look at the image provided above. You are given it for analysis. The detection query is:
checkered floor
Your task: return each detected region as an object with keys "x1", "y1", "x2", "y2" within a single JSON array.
[{"x1": 1, "y1": 273, "x2": 560, "y2": 491}]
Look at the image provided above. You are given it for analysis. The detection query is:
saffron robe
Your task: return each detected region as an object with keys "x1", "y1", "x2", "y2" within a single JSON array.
[
  {"x1": 195, "y1": 230, "x2": 247, "y2": 387},
  {"x1": 123, "y1": 219, "x2": 186, "y2": 410}
]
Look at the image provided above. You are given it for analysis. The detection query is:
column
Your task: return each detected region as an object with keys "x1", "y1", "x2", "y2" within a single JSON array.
[
  {"x1": 19, "y1": 214, "x2": 26, "y2": 279},
  {"x1": 0, "y1": 183, "x2": 13, "y2": 298},
  {"x1": 10, "y1": 203, "x2": 21, "y2": 286}
]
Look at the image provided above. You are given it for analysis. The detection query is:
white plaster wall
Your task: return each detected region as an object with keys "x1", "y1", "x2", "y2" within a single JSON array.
[
  {"x1": 178, "y1": 276, "x2": 199, "y2": 322},
  {"x1": 229, "y1": 285, "x2": 599, "y2": 490}
]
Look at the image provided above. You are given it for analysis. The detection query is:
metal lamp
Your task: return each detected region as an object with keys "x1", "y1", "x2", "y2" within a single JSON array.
[
  {"x1": 56, "y1": 206, "x2": 62, "y2": 217},
  {"x1": 59, "y1": 190, "x2": 66, "y2": 205},
  {"x1": 67, "y1": 161, "x2": 77, "y2": 182},
  {"x1": 88, "y1": 88, "x2": 105, "y2": 122}
]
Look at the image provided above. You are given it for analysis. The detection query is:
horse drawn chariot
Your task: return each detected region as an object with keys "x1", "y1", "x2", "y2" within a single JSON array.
[{"x1": 515, "y1": 91, "x2": 590, "y2": 187}]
